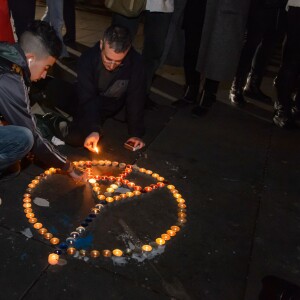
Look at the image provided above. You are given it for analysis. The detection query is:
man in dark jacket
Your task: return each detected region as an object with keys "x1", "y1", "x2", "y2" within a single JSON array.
[
  {"x1": 0, "y1": 21, "x2": 82, "y2": 181},
  {"x1": 45, "y1": 25, "x2": 146, "y2": 152}
]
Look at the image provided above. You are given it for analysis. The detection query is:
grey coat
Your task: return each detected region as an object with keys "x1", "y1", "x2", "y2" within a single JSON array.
[{"x1": 196, "y1": 0, "x2": 251, "y2": 81}]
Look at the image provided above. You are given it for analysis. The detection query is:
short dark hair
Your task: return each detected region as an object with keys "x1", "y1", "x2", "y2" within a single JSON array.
[
  {"x1": 19, "y1": 20, "x2": 62, "y2": 59},
  {"x1": 103, "y1": 25, "x2": 132, "y2": 53}
]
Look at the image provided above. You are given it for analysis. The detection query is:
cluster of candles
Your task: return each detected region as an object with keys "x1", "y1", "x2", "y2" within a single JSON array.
[{"x1": 22, "y1": 160, "x2": 187, "y2": 265}]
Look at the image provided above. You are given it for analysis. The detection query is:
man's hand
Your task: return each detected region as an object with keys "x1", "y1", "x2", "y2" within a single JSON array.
[
  {"x1": 84, "y1": 132, "x2": 100, "y2": 152},
  {"x1": 126, "y1": 137, "x2": 145, "y2": 150}
]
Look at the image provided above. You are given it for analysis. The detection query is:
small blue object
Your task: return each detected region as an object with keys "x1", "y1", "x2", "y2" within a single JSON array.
[{"x1": 59, "y1": 243, "x2": 68, "y2": 250}]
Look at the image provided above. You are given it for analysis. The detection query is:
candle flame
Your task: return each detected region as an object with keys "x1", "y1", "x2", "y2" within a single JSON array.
[{"x1": 95, "y1": 147, "x2": 99, "y2": 154}]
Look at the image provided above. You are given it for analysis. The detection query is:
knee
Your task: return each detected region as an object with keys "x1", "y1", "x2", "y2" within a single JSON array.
[{"x1": 14, "y1": 126, "x2": 34, "y2": 154}]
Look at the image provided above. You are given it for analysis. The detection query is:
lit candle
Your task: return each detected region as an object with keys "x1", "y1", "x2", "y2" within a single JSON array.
[
  {"x1": 171, "y1": 225, "x2": 180, "y2": 232},
  {"x1": 133, "y1": 190, "x2": 141, "y2": 196},
  {"x1": 88, "y1": 178, "x2": 96, "y2": 184},
  {"x1": 95, "y1": 147, "x2": 99, "y2": 154},
  {"x1": 146, "y1": 170, "x2": 153, "y2": 175},
  {"x1": 167, "y1": 230, "x2": 176, "y2": 237},
  {"x1": 112, "y1": 249, "x2": 123, "y2": 257},
  {"x1": 139, "y1": 168, "x2": 146, "y2": 173},
  {"x1": 108, "y1": 176, "x2": 115, "y2": 181},
  {"x1": 48, "y1": 253, "x2": 59, "y2": 265},
  {"x1": 50, "y1": 237, "x2": 60, "y2": 245},
  {"x1": 178, "y1": 218, "x2": 187, "y2": 224},
  {"x1": 44, "y1": 232, "x2": 53, "y2": 240},
  {"x1": 23, "y1": 197, "x2": 31, "y2": 203},
  {"x1": 144, "y1": 186, "x2": 152, "y2": 192},
  {"x1": 26, "y1": 213, "x2": 35, "y2": 218},
  {"x1": 38, "y1": 228, "x2": 47, "y2": 235},
  {"x1": 67, "y1": 247, "x2": 76, "y2": 255},
  {"x1": 157, "y1": 176, "x2": 165, "y2": 181},
  {"x1": 102, "y1": 250, "x2": 111, "y2": 257},
  {"x1": 90, "y1": 250, "x2": 100, "y2": 258},
  {"x1": 167, "y1": 185, "x2": 175, "y2": 190},
  {"x1": 44, "y1": 170, "x2": 50, "y2": 175},
  {"x1": 122, "y1": 179, "x2": 129, "y2": 185},
  {"x1": 23, "y1": 203, "x2": 31, "y2": 208},
  {"x1": 98, "y1": 195, "x2": 106, "y2": 201},
  {"x1": 152, "y1": 173, "x2": 159, "y2": 178},
  {"x1": 173, "y1": 193, "x2": 182, "y2": 199},
  {"x1": 110, "y1": 184, "x2": 118, "y2": 189},
  {"x1": 28, "y1": 183, "x2": 35, "y2": 189},
  {"x1": 23, "y1": 193, "x2": 31, "y2": 198},
  {"x1": 120, "y1": 194, "x2": 127, "y2": 199},
  {"x1": 114, "y1": 195, "x2": 121, "y2": 201},
  {"x1": 155, "y1": 238, "x2": 165, "y2": 245},
  {"x1": 79, "y1": 250, "x2": 87, "y2": 257},
  {"x1": 134, "y1": 186, "x2": 142, "y2": 191},
  {"x1": 157, "y1": 182, "x2": 165, "y2": 188},
  {"x1": 24, "y1": 208, "x2": 32, "y2": 213},
  {"x1": 142, "y1": 245, "x2": 152, "y2": 252},
  {"x1": 93, "y1": 186, "x2": 101, "y2": 193},
  {"x1": 33, "y1": 222, "x2": 43, "y2": 229},
  {"x1": 112, "y1": 161, "x2": 119, "y2": 167},
  {"x1": 32, "y1": 179, "x2": 39, "y2": 185},
  {"x1": 126, "y1": 192, "x2": 134, "y2": 197},
  {"x1": 161, "y1": 233, "x2": 171, "y2": 240},
  {"x1": 178, "y1": 203, "x2": 187, "y2": 209},
  {"x1": 91, "y1": 208, "x2": 100, "y2": 214},
  {"x1": 49, "y1": 168, "x2": 56, "y2": 173},
  {"x1": 28, "y1": 218, "x2": 37, "y2": 224},
  {"x1": 104, "y1": 160, "x2": 111, "y2": 166},
  {"x1": 106, "y1": 197, "x2": 114, "y2": 203},
  {"x1": 177, "y1": 198, "x2": 185, "y2": 204},
  {"x1": 127, "y1": 182, "x2": 135, "y2": 188},
  {"x1": 106, "y1": 187, "x2": 114, "y2": 193},
  {"x1": 171, "y1": 189, "x2": 179, "y2": 194},
  {"x1": 178, "y1": 212, "x2": 187, "y2": 218}
]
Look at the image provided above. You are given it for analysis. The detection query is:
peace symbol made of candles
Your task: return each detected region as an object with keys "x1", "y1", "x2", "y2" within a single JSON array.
[{"x1": 22, "y1": 160, "x2": 187, "y2": 265}]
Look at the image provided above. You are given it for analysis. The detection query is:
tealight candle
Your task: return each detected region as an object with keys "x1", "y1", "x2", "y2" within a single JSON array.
[
  {"x1": 167, "y1": 185, "x2": 175, "y2": 190},
  {"x1": 28, "y1": 218, "x2": 37, "y2": 224},
  {"x1": 126, "y1": 192, "x2": 134, "y2": 197},
  {"x1": 170, "y1": 189, "x2": 179, "y2": 194},
  {"x1": 98, "y1": 160, "x2": 105, "y2": 165},
  {"x1": 155, "y1": 238, "x2": 165, "y2": 245},
  {"x1": 50, "y1": 237, "x2": 60, "y2": 245},
  {"x1": 24, "y1": 208, "x2": 32, "y2": 213},
  {"x1": 114, "y1": 195, "x2": 121, "y2": 201},
  {"x1": 106, "y1": 187, "x2": 114, "y2": 193},
  {"x1": 171, "y1": 226, "x2": 180, "y2": 232},
  {"x1": 108, "y1": 176, "x2": 115, "y2": 181},
  {"x1": 139, "y1": 168, "x2": 146, "y2": 173},
  {"x1": 110, "y1": 184, "x2": 118, "y2": 189},
  {"x1": 120, "y1": 194, "x2": 127, "y2": 199},
  {"x1": 178, "y1": 203, "x2": 187, "y2": 209},
  {"x1": 104, "y1": 160, "x2": 111, "y2": 166},
  {"x1": 44, "y1": 232, "x2": 53, "y2": 240},
  {"x1": 93, "y1": 186, "x2": 100, "y2": 193},
  {"x1": 119, "y1": 163, "x2": 126, "y2": 168},
  {"x1": 106, "y1": 197, "x2": 114, "y2": 203},
  {"x1": 133, "y1": 190, "x2": 141, "y2": 196},
  {"x1": 146, "y1": 170, "x2": 153, "y2": 175},
  {"x1": 28, "y1": 183, "x2": 35, "y2": 189},
  {"x1": 48, "y1": 253, "x2": 59, "y2": 265},
  {"x1": 127, "y1": 182, "x2": 135, "y2": 188},
  {"x1": 161, "y1": 234, "x2": 171, "y2": 241},
  {"x1": 178, "y1": 212, "x2": 187, "y2": 218},
  {"x1": 98, "y1": 195, "x2": 106, "y2": 201},
  {"x1": 134, "y1": 186, "x2": 142, "y2": 191},
  {"x1": 102, "y1": 250, "x2": 111, "y2": 257},
  {"x1": 33, "y1": 222, "x2": 43, "y2": 229},
  {"x1": 23, "y1": 197, "x2": 31, "y2": 203},
  {"x1": 90, "y1": 250, "x2": 100, "y2": 258},
  {"x1": 112, "y1": 249, "x2": 123, "y2": 257},
  {"x1": 26, "y1": 213, "x2": 34, "y2": 218},
  {"x1": 23, "y1": 203, "x2": 31, "y2": 208},
  {"x1": 49, "y1": 168, "x2": 56, "y2": 173},
  {"x1": 38, "y1": 228, "x2": 47, "y2": 235},
  {"x1": 44, "y1": 170, "x2": 50, "y2": 175},
  {"x1": 167, "y1": 230, "x2": 176, "y2": 237},
  {"x1": 144, "y1": 186, "x2": 152, "y2": 192},
  {"x1": 122, "y1": 179, "x2": 129, "y2": 185},
  {"x1": 92, "y1": 160, "x2": 98, "y2": 166},
  {"x1": 23, "y1": 193, "x2": 31, "y2": 198},
  {"x1": 178, "y1": 218, "x2": 187, "y2": 224},
  {"x1": 79, "y1": 250, "x2": 87, "y2": 257},
  {"x1": 112, "y1": 161, "x2": 119, "y2": 167},
  {"x1": 173, "y1": 193, "x2": 182, "y2": 199},
  {"x1": 91, "y1": 208, "x2": 100, "y2": 214},
  {"x1": 142, "y1": 245, "x2": 152, "y2": 252},
  {"x1": 67, "y1": 247, "x2": 76, "y2": 255},
  {"x1": 88, "y1": 178, "x2": 96, "y2": 184},
  {"x1": 32, "y1": 180, "x2": 39, "y2": 185},
  {"x1": 177, "y1": 198, "x2": 185, "y2": 204},
  {"x1": 152, "y1": 173, "x2": 159, "y2": 178},
  {"x1": 157, "y1": 177, "x2": 165, "y2": 181},
  {"x1": 157, "y1": 182, "x2": 165, "y2": 188}
]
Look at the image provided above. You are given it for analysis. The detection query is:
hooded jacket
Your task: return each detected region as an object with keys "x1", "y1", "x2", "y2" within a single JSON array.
[{"x1": 0, "y1": 42, "x2": 70, "y2": 170}]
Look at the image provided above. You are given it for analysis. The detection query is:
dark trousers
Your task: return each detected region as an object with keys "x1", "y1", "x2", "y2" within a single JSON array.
[
  {"x1": 63, "y1": 0, "x2": 76, "y2": 42},
  {"x1": 276, "y1": 7, "x2": 300, "y2": 110},
  {"x1": 235, "y1": 4, "x2": 282, "y2": 82},
  {"x1": 112, "y1": 11, "x2": 172, "y2": 93},
  {"x1": 8, "y1": 0, "x2": 35, "y2": 38}
]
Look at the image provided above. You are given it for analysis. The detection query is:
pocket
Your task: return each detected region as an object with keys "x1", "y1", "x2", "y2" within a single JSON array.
[{"x1": 102, "y1": 80, "x2": 129, "y2": 98}]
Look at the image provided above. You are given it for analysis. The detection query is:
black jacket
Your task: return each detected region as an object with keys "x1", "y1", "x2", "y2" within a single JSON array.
[
  {"x1": 76, "y1": 42, "x2": 146, "y2": 138},
  {"x1": 0, "y1": 42, "x2": 70, "y2": 170}
]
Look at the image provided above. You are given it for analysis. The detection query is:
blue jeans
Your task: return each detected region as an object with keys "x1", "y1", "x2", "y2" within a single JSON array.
[
  {"x1": 0, "y1": 126, "x2": 34, "y2": 173},
  {"x1": 42, "y1": 0, "x2": 69, "y2": 57}
]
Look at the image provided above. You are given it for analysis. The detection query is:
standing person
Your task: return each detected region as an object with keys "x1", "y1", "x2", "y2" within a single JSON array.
[
  {"x1": 7, "y1": 0, "x2": 35, "y2": 39},
  {"x1": 273, "y1": 0, "x2": 300, "y2": 128},
  {"x1": 174, "y1": 0, "x2": 252, "y2": 116},
  {"x1": 41, "y1": 25, "x2": 146, "y2": 151},
  {"x1": 0, "y1": 21, "x2": 82, "y2": 181},
  {"x1": 229, "y1": 0, "x2": 287, "y2": 106},
  {"x1": 0, "y1": 0, "x2": 15, "y2": 43},
  {"x1": 63, "y1": 0, "x2": 76, "y2": 45},
  {"x1": 42, "y1": 0, "x2": 69, "y2": 58},
  {"x1": 112, "y1": 0, "x2": 174, "y2": 109}
]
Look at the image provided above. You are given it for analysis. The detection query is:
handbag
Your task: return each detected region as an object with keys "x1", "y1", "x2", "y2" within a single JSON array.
[{"x1": 105, "y1": 0, "x2": 146, "y2": 18}]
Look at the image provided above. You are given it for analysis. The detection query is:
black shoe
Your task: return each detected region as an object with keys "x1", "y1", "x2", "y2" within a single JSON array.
[
  {"x1": 0, "y1": 162, "x2": 20, "y2": 182},
  {"x1": 145, "y1": 98, "x2": 160, "y2": 111},
  {"x1": 191, "y1": 92, "x2": 216, "y2": 117},
  {"x1": 229, "y1": 78, "x2": 246, "y2": 106}
]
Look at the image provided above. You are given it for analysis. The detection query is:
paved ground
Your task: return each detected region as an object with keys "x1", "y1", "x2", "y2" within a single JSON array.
[{"x1": 0, "y1": 4, "x2": 300, "y2": 300}]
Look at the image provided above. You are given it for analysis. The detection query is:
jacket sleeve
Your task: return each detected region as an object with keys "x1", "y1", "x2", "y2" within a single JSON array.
[
  {"x1": 125, "y1": 57, "x2": 146, "y2": 138},
  {"x1": 76, "y1": 49, "x2": 103, "y2": 137},
  {"x1": 0, "y1": 73, "x2": 70, "y2": 170}
]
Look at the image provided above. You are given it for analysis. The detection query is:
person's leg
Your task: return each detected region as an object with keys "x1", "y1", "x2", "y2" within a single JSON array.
[
  {"x1": 63, "y1": 0, "x2": 76, "y2": 43},
  {"x1": 8, "y1": 0, "x2": 35, "y2": 38},
  {"x1": 244, "y1": 7, "x2": 280, "y2": 102},
  {"x1": 230, "y1": 3, "x2": 265, "y2": 105},
  {"x1": 111, "y1": 13, "x2": 140, "y2": 38},
  {"x1": 274, "y1": 7, "x2": 300, "y2": 128},
  {"x1": 0, "y1": 125, "x2": 34, "y2": 174},
  {"x1": 142, "y1": 11, "x2": 173, "y2": 94},
  {"x1": 45, "y1": 0, "x2": 69, "y2": 57}
]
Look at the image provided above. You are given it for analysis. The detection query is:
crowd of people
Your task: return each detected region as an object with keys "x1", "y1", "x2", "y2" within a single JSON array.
[{"x1": 0, "y1": 0, "x2": 299, "y2": 182}]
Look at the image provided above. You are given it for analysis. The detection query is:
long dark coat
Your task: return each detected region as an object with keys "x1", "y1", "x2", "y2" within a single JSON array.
[{"x1": 196, "y1": 0, "x2": 252, "y2": 81}]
